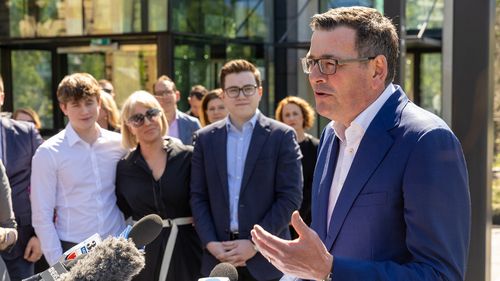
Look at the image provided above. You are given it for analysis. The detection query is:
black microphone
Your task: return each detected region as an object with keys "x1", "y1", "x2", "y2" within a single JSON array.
[
  {"x1": 57, "y1": 236, "x2": 145, "y2": 281},
  {"x1": 197, "y1": 262, "x2": 238, "y2": 281},
  {"x1": 127, "y1": 214, "x2": 163, "y2": 248}
]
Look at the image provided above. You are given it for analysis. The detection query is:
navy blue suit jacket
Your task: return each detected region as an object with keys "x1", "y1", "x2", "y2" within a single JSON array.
[
  {"x1": 191, "y1": 113, "x2": 303, "y2": 280},
  {"x1": 311, "y1": 86, "x2": 470, "y2": 281},
  {"x1": 176, "y1": 110, "x2": 200, "y2": 145},
  {"x1": 0, "y1": 118, "x2": 43, "y2": 279}
]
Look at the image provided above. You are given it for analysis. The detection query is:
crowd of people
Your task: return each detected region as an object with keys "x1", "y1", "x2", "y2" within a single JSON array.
[{"x1": 0, "y1": 6, "x2": 471, "y2": 281}]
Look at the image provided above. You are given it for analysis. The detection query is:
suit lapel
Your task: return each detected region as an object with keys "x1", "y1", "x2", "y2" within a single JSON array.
[
  {"x1": 313, "y1": 130, "x2": 339, "y2": 242},
  {"x1": 240, "y1": 115, "x2": 269, "y2": 194},
  {"x1": 324, "y1": 89, "x2": 408, "y2": 251},
  {"x1": 211, "y1": 123, "x2": 230, "y2": 207}
]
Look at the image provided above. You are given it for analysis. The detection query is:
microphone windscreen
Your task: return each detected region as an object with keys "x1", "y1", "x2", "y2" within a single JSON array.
[
  {"x1": 128, "y1": 214, "x2": 163, "y2": 248},
  {"x1": 209, "y1": 262, "x2": 238, "y2": 281},
  {"x1": 58, "y1": 237, "x2": 145, "y2": 281}
]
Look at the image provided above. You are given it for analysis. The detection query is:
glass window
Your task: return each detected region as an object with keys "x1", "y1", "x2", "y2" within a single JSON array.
[
  {"x1": 2, "y1": 0, "x2": 167, "y2": 38},
  {"x1": 11, "y1": 50, "x2": 53, "y2": 129},
  {"x1": 171, "y1": 0, "x2": 272, "y2": 41},
  {"x1": 320, "y1": 0, "x2": 377, "y2": 11},
  {"x1": 419, "y1": 53, "x2": 442, "y2": 116},
  {"x1": 68, "y1": 53, "x2": 106, "y2": 80},
  {"x1": 404, "y1": 53, "x2": 415, "y2": 101},
  {"x1": 406, "y1": 0, "x2": 444, "y2": 31}
]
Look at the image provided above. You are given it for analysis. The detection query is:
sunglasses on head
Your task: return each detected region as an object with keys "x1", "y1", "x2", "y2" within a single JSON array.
[{"x1": 127, "y1": 108, "x2": 161, "y2": 128}]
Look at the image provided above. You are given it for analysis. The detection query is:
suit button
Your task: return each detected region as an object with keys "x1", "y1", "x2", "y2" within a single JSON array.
[{"x1": 239, "y1": 204, "x2": 245, "y2": 208}]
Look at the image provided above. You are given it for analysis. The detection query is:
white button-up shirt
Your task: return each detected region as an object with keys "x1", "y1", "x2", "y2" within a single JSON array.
[
  {"x1": 327, "y1": 84, "x2": 396, "y2": 226},
  {"x1": 31, "y1": 124, "x2": 127, "y2": 265}
]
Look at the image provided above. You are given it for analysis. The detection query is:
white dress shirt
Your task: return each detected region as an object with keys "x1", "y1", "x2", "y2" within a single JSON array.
[
  {"x1": 327, "y1": 84, "x2": 396, "y2": 227},
  {"x1": 30, "y1": 124, "x2": 127, "y2": 265}
]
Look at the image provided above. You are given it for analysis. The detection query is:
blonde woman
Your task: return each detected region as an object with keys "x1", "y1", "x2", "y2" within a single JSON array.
[{"x1": 115, "y1": 91, "x2": 202, "y2": 281}]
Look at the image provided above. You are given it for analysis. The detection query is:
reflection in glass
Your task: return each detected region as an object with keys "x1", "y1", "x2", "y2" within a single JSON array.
[
  {"x1": 406, "y1": 0, "x2": 444, "y2": 31},
  {"x1": 3, "y1": 0, "x2": 167, "y2": 38},
  {"x1": 68, "y1": 53, "x2": 105, "y2": 80},
  {"x1": 12, "y1": 50, "x2": 53, "y2": 128},
  {"x1": 420, "y1": 53, "x2": 442, "y2": 116},
  {"x1": 171, "y1": 0, "x2": 272, "y2": 41}
]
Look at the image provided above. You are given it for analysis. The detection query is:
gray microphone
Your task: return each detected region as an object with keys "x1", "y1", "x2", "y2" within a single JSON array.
[
  {"x1": 57, "y1": 237, "x2": 145, "y2": 281},
  {"x1": 199, "y1": 262, "x2": 238, "y2": 281}
]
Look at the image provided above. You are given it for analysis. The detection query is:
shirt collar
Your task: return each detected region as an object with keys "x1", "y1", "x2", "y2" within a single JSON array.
[
  {"x1": 332, "y1": 83, "x2": 396, "y2": 142},
  {"x1": 65, "y1": 123, "x2": 102, "y2": 146},
  {"x1": 225, "y1": 109, "x2": 259, "y2": 132}
]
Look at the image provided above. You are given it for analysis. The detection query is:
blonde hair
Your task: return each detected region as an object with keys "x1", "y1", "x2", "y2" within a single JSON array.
[
  {"x1": 120, "y1": 91, "x2": 168, "y2": 149},
  {"x1": 100, "y1": 91, "x2": 121, "y2": 131},
  {"x1": 275, "y1": 96, "x2": 316, "y2": 130}
]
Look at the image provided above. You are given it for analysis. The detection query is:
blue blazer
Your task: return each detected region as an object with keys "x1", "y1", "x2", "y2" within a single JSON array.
[
  {"x1": 0, "y1": 118, "x2": 43, "y2": 278},
  {"x1": 176, "y1": 110, "x2": 201, "y2": 145},
  {"x1": 311, "y1": 86, "x2": 470, "y2": 281},
  {"x1": 191, "y1": 113, "x2": 303, "y2": 280}
]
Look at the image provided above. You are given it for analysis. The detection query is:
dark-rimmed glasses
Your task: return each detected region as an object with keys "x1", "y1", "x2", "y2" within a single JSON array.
[
  {"x1": 224, "y1": 85, "x2": 258, "y2": 98},
  {"x1": 301, "y1": 56, "x2": 376, "y2": 75},
  {"x1": 127, "y1": 108, "x2": 162, "y2": 128}
]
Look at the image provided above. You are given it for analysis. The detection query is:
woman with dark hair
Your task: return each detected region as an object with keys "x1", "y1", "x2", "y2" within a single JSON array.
[
  {"x1": 199, "y1": 88, "x2": 227, "y2": 127},
  {"x1": 275, "y1": 96, "x2": 319, "y2": 237},
  {"x1": 13, "y1": 108, "x2": 42, "y2": 130}
]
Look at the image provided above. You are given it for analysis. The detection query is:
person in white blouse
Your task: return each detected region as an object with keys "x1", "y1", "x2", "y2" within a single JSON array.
[{"x1": 30, "y1": 73, "x2": 127, "y2": 265}]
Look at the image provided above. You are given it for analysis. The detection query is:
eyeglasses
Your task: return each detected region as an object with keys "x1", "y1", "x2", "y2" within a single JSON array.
[
  {"x1": 154, "y1": 90, "x2": 175, "y2": 98},
  {"x1": 301, "y1": 56, "x2": 376, "y2": 75},
  {"x1": 224, "y1": 85, "x2": 258, "y2": 98},
  {"x1": 127, "y1": 108, "x2": 162, "y2": 128}
]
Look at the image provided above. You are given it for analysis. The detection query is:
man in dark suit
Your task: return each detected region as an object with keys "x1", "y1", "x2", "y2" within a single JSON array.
[
  {"x1": 0, "y1": 75, "x2": 44, "y2": 281},
  {"x1": 251, "y1": 7, "x2": 470, "y2": 281},
  {"x1": 153, "y1": 75, "x2": 201, "y2": 145},
  {"x1": 190, "y1": 59, "x2": 303, "y2": 281}
]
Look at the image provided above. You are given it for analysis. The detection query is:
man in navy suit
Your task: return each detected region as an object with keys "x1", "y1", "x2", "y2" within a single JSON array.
[
  {"x1": 0, "y1": 75, "x2": 44, "y2": 281},
  {"x1": 190, "y1": 59, "x2": 303, "y2": 281},
  {"x1": 153, "y1": 75, "x2": 201, "y2": 145},
  {"x1": 252, "y1": 7, "x2": 470, "y2": 281}
]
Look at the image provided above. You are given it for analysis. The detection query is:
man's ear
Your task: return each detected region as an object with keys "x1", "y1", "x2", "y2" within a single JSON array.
[
  {"x1": 175, "y1": 91, "x2": 181, "y2": 102},
  {"x1": 0, "y1": 91, "x2": 4, "y2": 108},
  {"x1": 59, "y1": 103, "x2": 68, "y2": 116},
  {"x1": 371, "y1": 55, "x2": 388, "y2": 88}
]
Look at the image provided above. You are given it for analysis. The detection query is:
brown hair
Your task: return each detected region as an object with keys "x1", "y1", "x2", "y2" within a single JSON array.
[
  {"x1": 275, "y1": 96, "x2": 316, "y2": 130},
  {"x1": 310, "y1": 6, "x2": 399, "y2": 85},
  {"x1": 189, "y1": 85, "x2": 208, "y2": 100},
  {"x1": 154, "y1": 75, "x2": 177, "y2": 93},
  {"x1": 13, "y1": 107, "x2": 42, "y2": 129},
  {"x1": 219, "y1": 59, "x2": 261, "y2": 90},
  {"x1": 57, "y1": 73, "x2": 101, "y2": 104},
  {"x1": 199, "y1": 88, "x2": 223, "y2": 127}
]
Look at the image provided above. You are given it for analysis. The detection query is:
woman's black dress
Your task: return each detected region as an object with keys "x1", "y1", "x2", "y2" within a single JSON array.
[
  {"x1": 291, "y1": 134, "x2": 319, "y2": 238},
  {"x1": 116, "y1": 138, "x2": 202, "y2": 281}
]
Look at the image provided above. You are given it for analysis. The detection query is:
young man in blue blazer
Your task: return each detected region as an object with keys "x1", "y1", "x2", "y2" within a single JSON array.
[{"x1": 191, "y1": 59, "x2": 303, "y2": 281}]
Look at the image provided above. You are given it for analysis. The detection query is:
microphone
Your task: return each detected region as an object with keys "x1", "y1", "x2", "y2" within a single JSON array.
[
  {"x1": 58, "y1": 236, "x2": 145, "y2": 281},
  {"x1": 127, "y1": 214, "x2": 163, "y2": 248},
  {"x1": 199, "y1": 262, "x2": 238, "y2": 281}
]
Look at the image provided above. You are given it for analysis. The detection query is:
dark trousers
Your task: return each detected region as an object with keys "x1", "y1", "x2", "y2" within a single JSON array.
[{"x1": 237, "y1": 266, "x2": 280, "y2": 281}]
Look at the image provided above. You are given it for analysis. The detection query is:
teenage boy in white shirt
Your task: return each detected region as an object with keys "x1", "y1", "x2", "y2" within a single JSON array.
[{"x1": 30, "y1": 73, "x2": 127, "y2": 265}]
